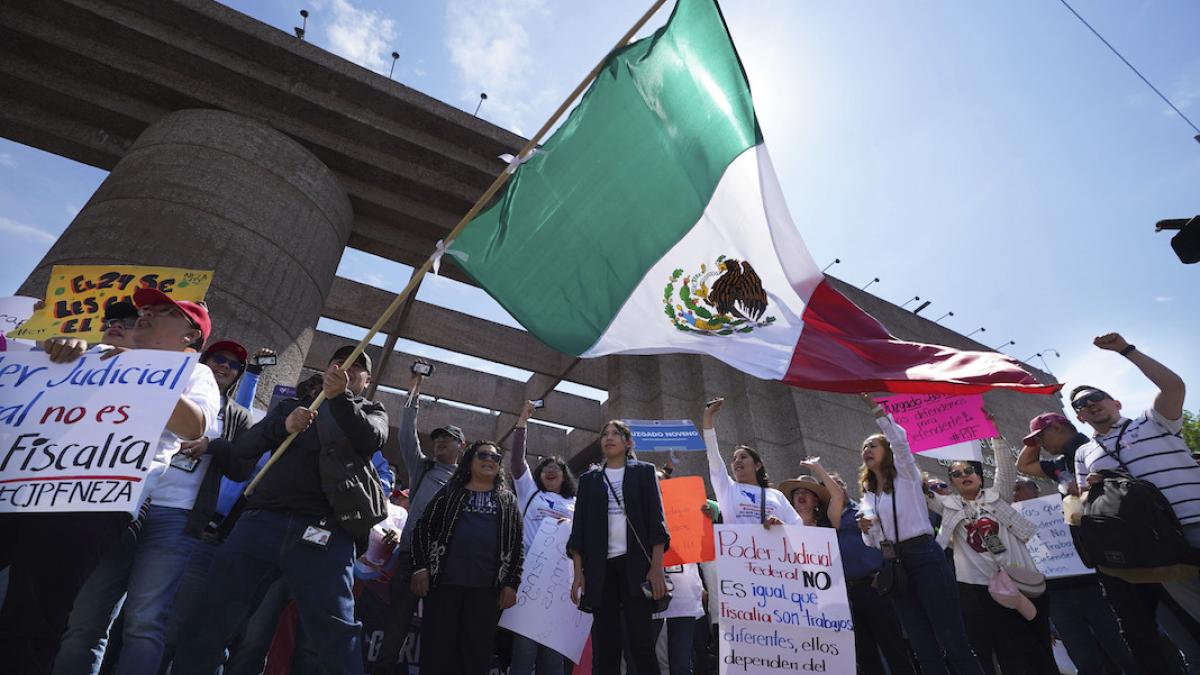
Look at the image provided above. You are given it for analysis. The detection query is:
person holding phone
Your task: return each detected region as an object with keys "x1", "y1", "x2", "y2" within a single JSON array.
[
  {"x1": 568, "y1": 421, "x2": 669, "y2": 675},
  {"x1": 857, "y1": 394, "x2": 983, "y2": 675},
  {"x1": 508, "y1": 400, "x2": 577, "y2": 675},
  {"x1": 701, "y1": 398, "x2": 800, "y2": 526}
]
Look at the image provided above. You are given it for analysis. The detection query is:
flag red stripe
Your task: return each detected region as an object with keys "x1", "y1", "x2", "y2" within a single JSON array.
[{"x1": 783, "y1": 280, "x2": 1061, "y2": 396}]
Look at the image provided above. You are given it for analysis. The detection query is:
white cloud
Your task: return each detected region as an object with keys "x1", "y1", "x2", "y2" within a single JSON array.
[
  {"x1": 0, "y1": 153, "x2": 14, "y2": 168},
  {"x1": 0, "y1": 217, "x2": 55, "y2": 244},
  {"x1": 317, "y1": 0, "x2": 397, "y2": 74},
  {"x1": 443, "y1": 0, "x2": 550, "y2": 133},
  {"x1": 1155, "y1": 295, "x2": 1173, "y2": 303}
]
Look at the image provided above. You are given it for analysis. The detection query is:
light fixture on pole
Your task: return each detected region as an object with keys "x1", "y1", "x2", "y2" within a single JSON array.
[
  {"x1": 899, "y1": 296, "x2": 920, "y2": 309},
  {"x1": 861, "y1": 277, "x2": 880, "y2": 291},
  {"x1": 913, "y1": 300, "x2": 931, "y2": 315},
  {"x1": 474, "y1": 92, "x2": 488, "y2": 116},
  {"x1": 992, "y1": 339, "x2": 1016, "y2": 351},
  {"x1": 934, "y1": 311, "x2": 954, "y2": 323},
  {"x1": 966, "y1": 327, "x2": 986, "y2": 338},
  {"x1": 389, "y1": 51, "x2": 400, "y2": 79},
  {"x1": 1024, "y1": 348, "x2": 1060, "y2": 374},
  {"x1": 294, "y1": 9, "x2": 308, "y2": 40},
  {"x1": 822, "y1": 258, "x2": 841, "y2": 273}
]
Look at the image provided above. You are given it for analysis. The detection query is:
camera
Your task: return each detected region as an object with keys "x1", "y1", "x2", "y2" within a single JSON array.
[
  {"x1": 254, "y1": 354, "x2": 278, "y2": 367},
  {"x1": 531, "y1": 399, "x2": 545, "y2": 409},
  {"x1": 411, "y1": 361, "x2": 434, "y2": 377}
]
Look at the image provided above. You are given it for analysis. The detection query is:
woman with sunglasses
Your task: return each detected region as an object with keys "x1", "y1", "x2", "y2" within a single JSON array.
[
  {"x1": 508, "y1": 400, "x2": 578, "y2": 675},
  {"x1": 411, "y1": 440, "x2": 524, "y2": 674},
  {"x1": 857, "y1": 394, "x2": 984, "y2": 675},
  {"x1": 702, "y1": 398, "x2": 801, "y2": 526},
  {"x1": 568, "y1": 420, "x2": 669, "y2": 675},
  {"x1": 930, "y1": 423, "x2": 1058, "y2": 675}
]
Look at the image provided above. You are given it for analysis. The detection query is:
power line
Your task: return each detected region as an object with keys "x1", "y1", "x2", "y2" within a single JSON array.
[{"x1": 1056, "y1": 0, "x2": 1200, "y2": 137}]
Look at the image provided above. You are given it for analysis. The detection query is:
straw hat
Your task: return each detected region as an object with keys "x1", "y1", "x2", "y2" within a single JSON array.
[{"x1": 779, "y1": 475, "x2": 830, "y2": 506}]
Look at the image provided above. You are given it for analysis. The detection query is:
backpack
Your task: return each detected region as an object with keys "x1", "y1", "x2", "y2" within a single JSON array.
[
  {"x1": 315, "y1": 399, "x2": 389, "y2": 538},
  {"x1": 1077, "y1": 420, "x2": 1197, "y2": 571}
]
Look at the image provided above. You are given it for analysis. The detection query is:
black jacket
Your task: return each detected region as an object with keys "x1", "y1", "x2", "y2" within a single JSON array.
[
  {"x1": 567, "y1": 460, "x2": 669, "y2": 610},
  {"x1": 184, "y1": 396, "x2": 254, "y2": 537},
  {"x1": 412, "y1": 481, "x2": 523, "y2": 591},
  {"x1": 233, "y1": 391, "x2": 388, "y2": 517}
]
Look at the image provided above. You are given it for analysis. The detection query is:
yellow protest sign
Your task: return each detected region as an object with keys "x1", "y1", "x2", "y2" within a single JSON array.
[{"x1": 10, "y1": 265, "x2": 213, "y2": 343}]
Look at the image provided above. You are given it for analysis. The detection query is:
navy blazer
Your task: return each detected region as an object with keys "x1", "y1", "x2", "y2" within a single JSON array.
[{"x1": 567, "y1": 459, "x2": 670, "y2": 611}]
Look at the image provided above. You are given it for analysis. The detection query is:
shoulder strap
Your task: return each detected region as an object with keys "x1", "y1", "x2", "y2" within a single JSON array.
[
  {"x1": 760, "y1": 484, "x2": 766, "y2": 524},
  {"x1": 1097, "y1": 420, "x2": 1134, "y2": 472},
  {"x1": 602, "y1": 466, "x2": 653, "y2": 564},
  {"x1": 523, "y1": 489, "x2": 541, "y2": 515}
]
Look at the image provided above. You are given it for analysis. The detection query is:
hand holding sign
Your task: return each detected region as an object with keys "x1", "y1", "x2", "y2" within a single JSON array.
[{"x1": 878, "y1": 393, "x2": 998, "y2": 454}]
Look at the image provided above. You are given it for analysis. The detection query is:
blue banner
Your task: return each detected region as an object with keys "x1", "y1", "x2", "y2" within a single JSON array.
[{"x1": 623, "y1": 419, "x2": 704, "y2": 452}]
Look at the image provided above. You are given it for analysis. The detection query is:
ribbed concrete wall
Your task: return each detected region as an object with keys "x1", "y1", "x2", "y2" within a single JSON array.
[{"x1": 18, "y1": 109, "x2": 354, "y2": 403}]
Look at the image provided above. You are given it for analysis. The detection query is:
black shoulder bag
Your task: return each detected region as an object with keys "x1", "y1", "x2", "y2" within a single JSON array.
[
  {"x1": 874, "y1": 488, "x2": 909, "y2": 597},
  {"x1": 603, "y1": 468, "x2": 673, "y2": 613}
]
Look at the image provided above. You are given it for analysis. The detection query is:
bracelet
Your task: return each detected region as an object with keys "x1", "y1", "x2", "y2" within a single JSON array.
[
  {"x1": 1119, "y1": 344, "x2": 1136, "y2": 357},
  {"x1": 871, "y1": 405, "x2": 884, "y2": 415}
]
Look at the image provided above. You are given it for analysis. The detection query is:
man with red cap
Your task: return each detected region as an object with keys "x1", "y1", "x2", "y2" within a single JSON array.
[
  {"x1": 0, "y1": 288, "x2": 220, "y2": 674},
  {"x1": 52, "y1": 288, "x2": 224, "y2": 675}
]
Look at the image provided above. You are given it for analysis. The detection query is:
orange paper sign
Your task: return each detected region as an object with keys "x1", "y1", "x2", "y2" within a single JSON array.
[{"x1": 661, "y1": 475, "x2": 715, "y2": 566}]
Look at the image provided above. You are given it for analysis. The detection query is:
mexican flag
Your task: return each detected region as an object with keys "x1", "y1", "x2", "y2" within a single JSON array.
[{"x1": 447, "y1": 0, "x2": 1057, "y2": 396}]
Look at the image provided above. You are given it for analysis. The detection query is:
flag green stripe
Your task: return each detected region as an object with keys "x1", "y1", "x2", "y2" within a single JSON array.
[{"x1": 448, "y1": 0, "x2": 759, "y2": 356}]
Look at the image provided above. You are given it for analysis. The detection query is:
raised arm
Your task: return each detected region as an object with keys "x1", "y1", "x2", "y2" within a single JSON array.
[
  {"x1": 702, "y1": 398, "x2": 735, "y2": 499},
  {"x1": 398, "y1": 370, "x2": 429, "y2": 471},
  {"x1": 1016, "y1": 443, "x2": 1050, "y2": 479},
  {"x1": 1095, "y1": 333, "x2": 1185, "y2": 421},
  {"x1": 990, "y1": 438, "x2": 1017, "y2": 504},
  {"x1": 801, "y1": 458, "x2": 845, "y2": 526},
  {"x1": 509, "y1": 400, "x2": 536, "y2": 480}
]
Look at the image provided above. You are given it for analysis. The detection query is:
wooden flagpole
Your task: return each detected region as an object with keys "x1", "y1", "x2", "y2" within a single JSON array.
[{"x1": 245, "y1": 0, "x2": 670, "y2": 495}]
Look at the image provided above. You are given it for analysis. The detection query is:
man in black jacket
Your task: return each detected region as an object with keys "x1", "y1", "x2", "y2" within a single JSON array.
[{"x1": 173, "y1": 345, "x2": 388, "y2": 675}]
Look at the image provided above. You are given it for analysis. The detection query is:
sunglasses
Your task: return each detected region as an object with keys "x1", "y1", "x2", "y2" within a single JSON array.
[
  {"x1": 475, "y1": 450, "x2": 503, "y2": 463},
  {"x1": 1071, "y1": 390, "x2": 1110, "y2": 411},
  {"x1": 206, "y1": 354, "x2": 244, "y2": 370},
  {"x1": 949, "y1": 466, "x2": 977, "y2": 480},
  {"x1": 103, "y1": 317, "x2": 137, "y2": 330},
  {"x1": 930, "y1": 481, "x2": 949, "y2": 491}
]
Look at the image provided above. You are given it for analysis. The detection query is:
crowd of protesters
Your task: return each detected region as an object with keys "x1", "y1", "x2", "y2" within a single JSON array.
[{"x1": 1, "y1": 290, "x2": 1199, "y2": 675}]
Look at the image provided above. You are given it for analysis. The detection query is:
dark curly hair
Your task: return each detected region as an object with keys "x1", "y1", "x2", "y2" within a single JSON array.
[
  {"x1": 450, "y1": 440, "x2": 509, "y2": 490},
  {"x1": 532, "y1": 456, "x2": 577, "y2": 499}
]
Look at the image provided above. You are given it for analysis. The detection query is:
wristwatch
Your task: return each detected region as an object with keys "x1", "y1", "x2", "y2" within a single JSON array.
[{"x1": 1119, "y1": 344, "x2": 1136, "y2": 357}]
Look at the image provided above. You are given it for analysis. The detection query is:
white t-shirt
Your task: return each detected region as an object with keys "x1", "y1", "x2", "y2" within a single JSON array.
[
  {"x1": 862, "y1": 415, "x2": 936, "y2": 547},
  {"x1": 605, "y1": 466, "x2": 628, "y2": 558},
  {"x1": 144, "y1": 362, "x2": 221, "y2": 510},
  {"x1": 942, "y1": 497, "x2": 1039, "y2": 585},
  {"x1": 704, "y1": 429, "x2": 801, "y2": 525},
  {"x1": 514, "y1": 469, "x2": 577, "y2": 553},
  {"x1": 654, "y1": 563, "x2": 705, "y2": 620}
]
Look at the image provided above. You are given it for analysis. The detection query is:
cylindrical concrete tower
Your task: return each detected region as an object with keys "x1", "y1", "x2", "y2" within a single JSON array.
[{"x1": 18, "y1": 109, "x2": 354, "y2": 405}]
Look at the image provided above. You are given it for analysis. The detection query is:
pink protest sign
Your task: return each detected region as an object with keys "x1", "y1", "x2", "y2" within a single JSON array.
[{"x1": 877, "y1": 393, "x2": 997, "y2": 453}]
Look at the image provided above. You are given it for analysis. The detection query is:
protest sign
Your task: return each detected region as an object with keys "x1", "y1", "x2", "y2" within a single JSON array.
[
  {"x1": 0, "y1": 296, "x2": 38, "y2": 351},
  {"x1": 0, "y1": 348, "x2": 197, "y2": 516},
  {"x1": 1017, "y1": 494, "x2": 1091, "y2": 579},
  {"x1": 714, "y1": 525, "x2": 854, "y2": 674},
  {"x1": 878, "y1": 393, "x2": 996, "y2": 455},
  {"x1": 661, "y1": 475, "x2": 715, "y2": 566},
  {"x1": 10, "y1": 264, "x2": 213, "y2": 343},
  {"x1": 624, "y1": 419, "x2": 705, "y2": 452},
  {"x1": 268, "y1": 384, "x2": 297, "y2": 412},
  {"x1": 500, "y1": 519, "x2": 592, "y2": 662}
]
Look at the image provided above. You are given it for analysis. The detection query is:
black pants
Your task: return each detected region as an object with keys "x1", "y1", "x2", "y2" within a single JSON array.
[
  {"x1": 958, "y1": 582, "x2": 1058, "y2": 675},
  {"x1": 372, "y1": 555, "x2": 419, "y2": 673},
  {"x1": 846, "y1": 577, "x2": 916, "y2": 675},
  {"x1": 0, "y1": 512, "x2": 129, "y2": 675},
  {"x1": 419, "y1": 584, "x2": 501, "y2": 675},
  {"x1": 1097, "y1": 573, "x2": 1187, "y2": 674},
  {"x1": 593, "y1": 555, "x2": 656, "y2": 675}
]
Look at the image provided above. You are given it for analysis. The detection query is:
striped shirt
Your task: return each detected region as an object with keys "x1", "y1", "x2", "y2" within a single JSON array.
[{"x1": 1075, "y1": 409, "x2": 1200, "y2": 526}]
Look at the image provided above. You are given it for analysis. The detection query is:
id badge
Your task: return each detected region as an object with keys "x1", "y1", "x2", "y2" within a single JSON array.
[
  {"x1": 983, "y1": 533, "x2": 1007, "y2": 555},
  {"x1": 169, "y1": 454, "x2": 200, "y2": 473},
  {"x1": 881, "y1": 540, "x2": 897, "y2": 560},
  {"x1": 300, "y1": 525, "x2": 332, "y2": 549}
]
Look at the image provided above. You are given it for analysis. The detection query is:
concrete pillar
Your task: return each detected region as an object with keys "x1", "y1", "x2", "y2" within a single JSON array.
[{"x1": 18, "y1": 109, "x2": 353, "y2": 406}]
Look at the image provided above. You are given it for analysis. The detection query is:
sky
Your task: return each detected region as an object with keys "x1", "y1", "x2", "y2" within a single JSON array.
[{"x1": 2, "y1": 0, "x2": 1198, "y2": 413}]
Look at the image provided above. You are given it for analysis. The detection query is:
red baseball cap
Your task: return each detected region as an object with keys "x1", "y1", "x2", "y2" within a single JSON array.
[
  {"x1": 202, "y1": 339, "x2": 248, "y2": 366},
  {"x1": 1023, "y1": 412, "x2": 1071, "y2": 445},
  {"x1": 132, "y1": 287, "x2": 212, "y2": 347}
]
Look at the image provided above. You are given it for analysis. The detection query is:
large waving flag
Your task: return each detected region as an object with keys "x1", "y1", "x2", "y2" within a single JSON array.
[{"x1": 447, "y1": 0, "x2": 1058, "y2": 396}]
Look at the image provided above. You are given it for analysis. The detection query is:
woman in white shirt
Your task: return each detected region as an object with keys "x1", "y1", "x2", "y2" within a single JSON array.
[
  {"x1": 928, "y1": 430, "x2": 1057, "y2": 675},
  {"x1": 702, "y1": 398, "x2": 801, "y2": 526},
  {"x1": 508, "y1": 400, "x2": 577, "y2": 675},
  {"x1": 857, "y1": 394, "x2": 983, "y2": 675}
]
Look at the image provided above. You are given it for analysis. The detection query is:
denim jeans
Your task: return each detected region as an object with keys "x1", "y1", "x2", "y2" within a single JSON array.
[
  {"x1": 54, "y1": 504, "x2": 198, "y2": 675},
  {"x1": 510, "y1": 633, "x2": 566, "y2": 675},
  {"x1": 886, "y1": 537, "x2": 984, "y2": 675},
  {"x1": 1049, "y1": 579, "x2": 1139, "y2": 675},
  {"x1": 1162, "y1": 524, "x2": 1200, "y2": 629},
  {"x1": 161, "y1": 535, "x2": 221, "y2": 669},
  {"x1": 652, "y1": 616, "x2": 697, "y2": 675},
  {"x1": 172, "y1": 509, "x2": 363, "y2": 675}
]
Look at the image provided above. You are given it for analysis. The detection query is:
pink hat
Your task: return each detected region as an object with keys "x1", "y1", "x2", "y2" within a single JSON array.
[{"x1": 1023, "y1": 412, "x2": 1070, "y2": 445}]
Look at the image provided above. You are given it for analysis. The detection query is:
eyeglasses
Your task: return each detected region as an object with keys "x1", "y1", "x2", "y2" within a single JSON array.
[
  {"x1": 949, "y1": 467, "x2": 977, "y2": 480},
  {"x1": 1071, "y1": 390, "x2": 1110, "y2": 411},
  {"x1": 206, "y1": 354, "x2": 244, "y2": 370},
  {"x1": 931, "y1": 482, "x2": 949, "y2": 491},
  {"x1": 102, "y1": 317, "x2": 137, "y2": 331},
  {"x1": 475, "y1": 451, "x2": 502, "y2": 463}
]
